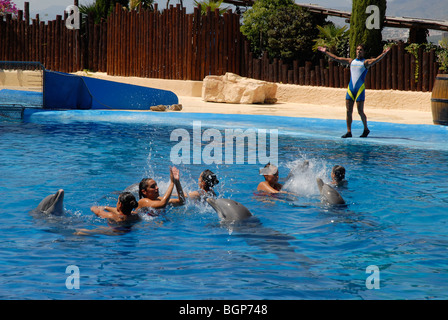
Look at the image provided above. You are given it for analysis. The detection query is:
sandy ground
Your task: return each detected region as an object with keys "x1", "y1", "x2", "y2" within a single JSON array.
[
  {"x1": 177, "y1": 96, "x2": 434, "y2": 125},
  {"x1": 73, "y1": 71, "x2": 435, "y2": 125}
]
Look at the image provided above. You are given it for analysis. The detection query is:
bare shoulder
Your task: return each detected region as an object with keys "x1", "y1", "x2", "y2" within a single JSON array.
[{"x1": 257, "y1": 181, "x2": 280, "y2": 193}]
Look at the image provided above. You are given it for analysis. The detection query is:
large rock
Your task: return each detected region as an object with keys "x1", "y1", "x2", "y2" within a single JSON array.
[{"x1": 202, "y1": 73, "x2": 277, "y2": 104}]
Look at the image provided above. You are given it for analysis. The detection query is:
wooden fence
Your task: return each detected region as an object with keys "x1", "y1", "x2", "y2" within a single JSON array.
[
  {"x1": 0, "y1": 2, "x2": 83, "y2": 72},
  {"x1": 106, "y1": 4, "x2": 243, "y2": 80},
  {"x1": 0, "y1": 2, "x2": 441, "y2": 92},
  {"x1": 246, "y1": 42, "x2": 440, "y2": 92}
]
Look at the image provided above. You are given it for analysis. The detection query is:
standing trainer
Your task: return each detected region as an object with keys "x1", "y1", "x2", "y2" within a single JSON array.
[{"x1": 318, "y1": 44, "x2": 390, "y2": 138}]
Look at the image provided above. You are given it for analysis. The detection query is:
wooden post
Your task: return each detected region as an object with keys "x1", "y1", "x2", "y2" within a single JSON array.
[
  {"x1": 328, "y1": 61, "x2": 334, "y2": 87},
  {"x1": 410, "y1": 54, "x2": 416, "y2": 91},
  {"x1": 422, "y1": 51, "x2": 429, "y2": 92},
  {"x1": 271, "y1": 58, "x2": 277, "y2": 82},
  {"x1": 282, "y1": 64, "x2": 288, "y2": 84},
  {"x1": 310, "y1": 70, "x2": 315, "y2": 86},
  {"x1": 254, "y1": 58, "x2": 260, "y2": 80},
  {"x1": 381, "y1": 56, "x2": 386, "y2": 89},
  {"x1": 403, "y1": 53, "x2": 409, "y2": 91},
  {"x1": 333, "y1": 64, "x2": 339, "y2": 88},
  {"x1": 429, "y1": 49, "x2": 435, "y2": 91},
  {"x1": 315, "y1": 66, "x2": 320, "y2": 86},
  {"x1": 305, "y1": 61, "x2": 311, "y2": 85},
  {"x1": 24, "y1": 2, "x2": 30, "y2": 25},
  {"x1": 299, "y1": 66, "x2": 305, "y2": 85},
  {"x1": 319, "y1": 59, "x2": 325, "y2": 87},
  {"x1": 339, "y1": 65, "x2": 344, "y2": 88},
  {"x1": 391, "y1": 45, "x2": 397, "y2": 90},
  {"x1": 324, "y1": 69, "x2": 329, "y2": 87},
  {"x1": 367, "y1": 65, "x2": 374, "y2": 89},
  {"x1": 386, "y1": 50, "x2": 391, "y2": 89},
  {"x1": 397, "y1": 42, "x2": 404, "y2": 90},
  {"x1": 417, "y1": 46, "x2": 423, "y2": 91}
]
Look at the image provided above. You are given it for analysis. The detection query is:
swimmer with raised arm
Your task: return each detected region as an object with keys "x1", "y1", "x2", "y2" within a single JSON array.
[
  {"x1": 257, "y1": 163, "x2": 283, "y2": 194},
  {"x1": 188, "y1": 169, "x2": 219, "y2": 201},
  {"x1": 137, "y1": 166, "x2": 186, "y2": 212},
  {"x1": 318, "y1": 44, "x2": 390, "y2": 138}
]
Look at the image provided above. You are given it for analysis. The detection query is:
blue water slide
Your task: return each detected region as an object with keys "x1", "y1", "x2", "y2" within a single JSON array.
[{"x1": 43, "y1": 70, "x2": 178, "y2": 110}]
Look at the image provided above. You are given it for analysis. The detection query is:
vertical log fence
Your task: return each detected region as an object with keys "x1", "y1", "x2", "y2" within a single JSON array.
[{"x1": 0, "y1": 2, "x2": 442, "y2": 92}]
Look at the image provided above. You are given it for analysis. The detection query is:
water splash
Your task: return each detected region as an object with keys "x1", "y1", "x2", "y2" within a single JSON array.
[{"x1": 282, "y1": 155, "x2": 330, "y2": 198}]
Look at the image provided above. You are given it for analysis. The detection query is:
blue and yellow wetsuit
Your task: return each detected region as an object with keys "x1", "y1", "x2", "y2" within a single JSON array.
[{"x1": 346, "y1": 58, "x2": 368, "y2": 102}]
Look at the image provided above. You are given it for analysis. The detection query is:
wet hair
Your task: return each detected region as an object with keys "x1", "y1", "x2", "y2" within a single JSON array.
[
  {"x1": 118, "y1": 192, "x2": 138, "y2": 215},
  {"x1": 332, "y1": 165, "x2": 346, "y2": 183},
  {"x1": 200, "y1": 169, "x2": 219, "y2": 191},
  {"x1": 138, "y1": 178, "x2": 154, "y2": 199}
]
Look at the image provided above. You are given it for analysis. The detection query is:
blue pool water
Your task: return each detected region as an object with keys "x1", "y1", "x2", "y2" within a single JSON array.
[
  {"x1": 1, "y1": 110, "x2": 448, "y2": 300},
  {"x1": 0, "y1": 89, "x2": 43, "y2": 108}
]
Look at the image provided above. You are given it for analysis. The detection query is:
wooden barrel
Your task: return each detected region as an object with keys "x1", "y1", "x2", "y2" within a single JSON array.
[{"x1": 431, "y1": 74, "x2": 448, "y2": 125}]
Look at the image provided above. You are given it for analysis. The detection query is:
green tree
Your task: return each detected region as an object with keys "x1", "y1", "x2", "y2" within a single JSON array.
[
  {"x1": 241, "y1": 0, "x2": 325, "y2": 63},
  {"x1": 193, "y1": 0, "x2": 229, "y2": 15},
  {"x1": 312, "y1": 23, "x2": 349, "y2": 57},
  {"x1": 349, "y1": 0, "x2": 386, "y2": 58},
  {"x1": 129, "y1": 0, "x2": 154, "y2": 11},
  {"x1": 98, "y1": 0, "x2": 128, "y2": 16},
  {"x1": 79, "y1": 0, "x2": 128, "y2": 24}
]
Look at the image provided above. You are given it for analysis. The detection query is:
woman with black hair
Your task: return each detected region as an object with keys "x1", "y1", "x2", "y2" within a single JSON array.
[
  {"x1": 137, "y1": 166, "x2": 186, "y2": 211},
  {"x1": 188, "y1": 169, "x2": 219, "y2": 201},
  {"x1": 75, "y1": 192, "x2": 140, "y2": 235},
  {"x1": 90, "y1": 191, "x2": 140, "y2": 227}
]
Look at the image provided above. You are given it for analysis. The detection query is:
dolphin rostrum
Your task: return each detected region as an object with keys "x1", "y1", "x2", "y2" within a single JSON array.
[
  {"x1": 36, "y1": 189, "x2": 65, "y2": 215},
  {"x1": 316, "y1": 178, "x2": 345, "y2": 205},
  {"x1": 206, "y1": 198, "x2": 253, "y2": 221}
]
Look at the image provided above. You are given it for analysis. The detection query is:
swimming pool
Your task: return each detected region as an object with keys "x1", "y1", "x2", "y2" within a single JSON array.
[{"x1": 1, "y1": 110, "x2": 447, "y2": 300}]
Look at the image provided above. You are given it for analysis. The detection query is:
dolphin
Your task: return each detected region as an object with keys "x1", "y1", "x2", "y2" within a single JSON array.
[
  {"x1": 35, "y1": 189, "x2": 65, "y2": 215},
  {"x1": 316, "y1": 178, "x2": 345, "y2": 205},
  {"x1": 206, "y1": 198, "x2": 253, "y2": 221}
]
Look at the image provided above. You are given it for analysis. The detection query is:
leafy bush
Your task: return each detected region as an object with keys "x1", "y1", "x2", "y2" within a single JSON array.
[
  {"x1": 312, "y1": 23, "x2": 349, "y2": 58},
  {"x1": 193, "y1": 0, "x2": 228, "y2": 15},
  {"x1": 79, "y1": 0, "x2": 129, "y2": 24},
  {"x1": 0, "y1": 0, "x2": 18, "y2": 17},
  {"x1": 241, "y1": 0, "x2": 325, "y2": 64},
  {"x1": 437, "y1": 38, "x2": 448, "y2": 73}
]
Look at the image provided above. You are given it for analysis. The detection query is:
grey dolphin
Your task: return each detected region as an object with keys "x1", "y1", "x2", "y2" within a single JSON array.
[
  {"x1": 36, "y1": 189, "x2": 65, "y2": 215},
  {"x1": 316, "y1": 178, "x2": 345, "y2": 205},
  {"x1": 206, "y1": 198, "x2": 253, "y2": 221}
]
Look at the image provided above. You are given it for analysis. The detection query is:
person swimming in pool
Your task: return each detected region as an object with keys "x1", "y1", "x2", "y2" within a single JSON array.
[
  {"x1": 331, "y1": 165, "x2": 347, "y2": 187},
  {"x1": 188, "y1": 169, "x2": 219, "y2": 201},
  {"x1": 257, "y1": 163, "x2": 283, "y2": 193},
  {"x1": 137, "y1": 166, "x2": 186, "y2": 212},
  {"x1": 90, "y1": 191, "x2": 140, "y2": 227},
  {"x1": 318, "y1": 44, "x2": 390, "y2": 138},
  {"x1": 75, "y1": 192, "x2": 140, "y2": 235}
]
